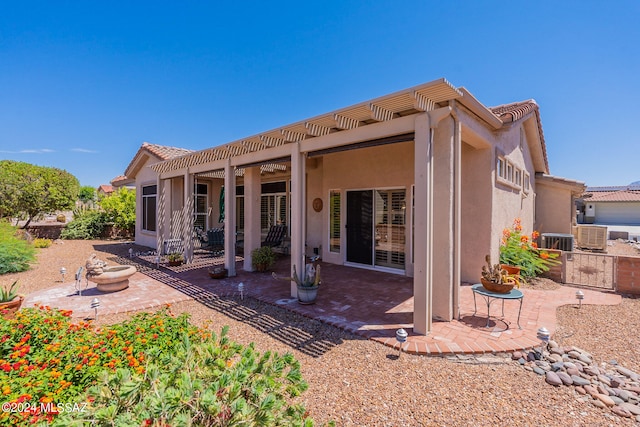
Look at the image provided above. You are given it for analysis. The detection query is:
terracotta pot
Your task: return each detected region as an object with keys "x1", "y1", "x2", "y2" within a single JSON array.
[
  {"x1": 0, "y1": 296, "x2": 24, "y2": 319},
  {"x1": 480, "y1": 278, "x2": 514, "y2": 294},
  {"x1": 168, "y1": 260, "x2": 183, "y2": 267},
  {"x1": 254, "y1": 263, "x2": 268, "y2": 272},
  {"x1": 208, "y1": 268, "x2": 228, "y2": 279},
  {"x1": 501, "y1": 265, "x2": 521, "y2": 276}
]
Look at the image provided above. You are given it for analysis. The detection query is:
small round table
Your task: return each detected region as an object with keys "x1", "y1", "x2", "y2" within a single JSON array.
[{"x1": 471, "y1": 284, "x2": 524, "y2": 329}]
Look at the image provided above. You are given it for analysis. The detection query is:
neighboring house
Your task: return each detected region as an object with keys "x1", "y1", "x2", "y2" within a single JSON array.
[
  {"x1": 122, "y1": 78, "x2": 581, "y2": 335},
  {"x1": 97, "y1": 184, "x2": 114, "y2": 197},
  {"x1": 580, "y1": 184, "x2": 640, "y2": 225},
  {"x1": 110, "y1": 175, "x2": 135, "y2": 190}
]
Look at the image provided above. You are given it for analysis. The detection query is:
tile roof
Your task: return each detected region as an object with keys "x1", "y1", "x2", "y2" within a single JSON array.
[
  {"x1": 123, "y1": 142, "x2": 195, "y2": 180},
  {"x1": 585, "y1": 190, "x2": 640, "y2": 202},
  {"x1": 489, "y1": 99, "x2": 548, "y2": 174},
  {"x1": 490, "y1": 100, "x2": 539, "y2": 122},
  {"x1": 141, "y1": 142, "x2": 194, "y2": 160},
  {"x1": 98, "y1": 184, "x2": 114, "y2": 194}
]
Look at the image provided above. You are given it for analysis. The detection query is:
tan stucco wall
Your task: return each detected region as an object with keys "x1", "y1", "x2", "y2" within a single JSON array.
[
  {"x1": 134, "y1": 155, "x2": 161, "y2": 249},
  {"x1": 535, "y1": 182, "x2": 575, "y2": 234},
  {"x1": 489, "y1": 124, "x2": 537, "y2": 262},
  {"x1": 306, "y1": 157, "x2": 324, "y2": 254}
]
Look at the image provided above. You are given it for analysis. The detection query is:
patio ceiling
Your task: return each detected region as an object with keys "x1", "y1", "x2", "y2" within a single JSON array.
[{"x1": 151, "y1": 78, "x2": 463, "y2": 175}]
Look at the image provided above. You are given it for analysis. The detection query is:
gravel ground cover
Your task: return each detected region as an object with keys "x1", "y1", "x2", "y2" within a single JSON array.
[{"x1": 3, "y1": 239, "x2": 640, "y2": 426}]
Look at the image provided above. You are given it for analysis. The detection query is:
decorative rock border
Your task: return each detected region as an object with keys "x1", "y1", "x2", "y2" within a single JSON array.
[{"x1": 513, "y1": 340, "x2": 640, "y2": 421}]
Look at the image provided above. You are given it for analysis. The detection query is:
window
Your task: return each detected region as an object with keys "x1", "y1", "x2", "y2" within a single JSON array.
[
  {"x1": 523, "y1": 172, "x2": 530, "y2": 193},
  {"x1": 329, "y1": 190, "x2": 340, "y2": 253},
  {"x1": 142, "y1": 185, "x2": 157, "y2": 232},
  {"x1": 260, "y1": 181, "x2": 287, "y2": 232},
  {"x1": 496, "y1": 157, "x2": 506, "y2": 179},
  {"x1": 193, "y1": 183, "x2": 208, "y2": 230},
  {"x1": 514, "y1": 169, "x2": 522, "y2": 188}
]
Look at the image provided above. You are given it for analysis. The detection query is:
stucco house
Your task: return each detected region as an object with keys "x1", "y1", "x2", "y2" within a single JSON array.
[
  {"x1": 580, "y1": 184, "x2": 640, "y2": 226},
  {"x1": 122, "y1": 78, "x2": 583, "y2": 335}
]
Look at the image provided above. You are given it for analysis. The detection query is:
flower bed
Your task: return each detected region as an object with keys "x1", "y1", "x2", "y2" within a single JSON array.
[{"x1": 0, "y1": 306, "x2": 311, "y2": 425}]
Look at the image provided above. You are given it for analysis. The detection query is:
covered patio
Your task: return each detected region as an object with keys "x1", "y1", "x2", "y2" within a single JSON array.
[{"x1": 25, "y1": 249, "x2": 622, "y2": 356}]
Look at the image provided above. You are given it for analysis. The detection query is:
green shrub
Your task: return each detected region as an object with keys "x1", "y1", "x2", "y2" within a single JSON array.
[
  {"x1": 0, "y1": 307, "x2": 314, "y2": 426},
  {"x1": 33, "y1": 238, "x2": 52, "y2": 248},
  {"x1": 60, "y1": 211, "x2": 107, "y2": 240},
  {"x1": 0, "y1": 222, "x2": 36, "y2": 274}
]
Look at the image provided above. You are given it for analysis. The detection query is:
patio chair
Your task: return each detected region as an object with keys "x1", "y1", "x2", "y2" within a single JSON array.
[
  {"x1": 261, "y1": 224, "x2": 287, "y2": 248},
  {"x1": 207, "y1": 227, "x2": 225, "y2": 251}
]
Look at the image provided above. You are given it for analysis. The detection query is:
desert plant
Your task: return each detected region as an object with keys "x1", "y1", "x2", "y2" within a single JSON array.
[
  {"x1": 481, "y1": 255, "x2": 506, "y2": 284},
  {"x1": 166, "y1": 252, "x2": 184, "y2": 263},
  {"x1": 33, "y1": 238, "x2": 52, "y2": 248},
  {"x1": 56, "y1": 214, "x2": 67, "y2": 223},
  {"x1": 251, "y1": 246, "x2": 276, "y2": 270},
  {"x1": 60, "y1": 210, "x2": 107, "y2": 240},
  {"x1": 0, "y1": 280, "x2": 19, "y2": 303},
  {"x1": 0, "y1": 221, "x2": 36, "y2": 273},
  {"x1": 273, "y1": 264, "x2": 322, "y2": 287}
]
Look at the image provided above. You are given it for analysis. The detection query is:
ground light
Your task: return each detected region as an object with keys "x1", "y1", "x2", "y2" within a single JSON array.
[
  {"x1": 238, "y1": 282, "x2": 245, "y2": 300},
  {"x1": 395, "y1": 328, "x2": 408, "y2": 357},
  {"x1": 537, "y1": 326, "x2": 550, "y2": 355},
  {"x1": 576, "y1": 290, "x2": 585, "y2": 309},
  {"x1": 91, "y1": 298, "x2": 100, "y2": 321},
  {"x1": 59, "y1": 267, "x2": 66, "y2": 282}
]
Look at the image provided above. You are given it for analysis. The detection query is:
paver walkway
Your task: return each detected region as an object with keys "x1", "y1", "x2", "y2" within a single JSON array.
[{"x1": 23, "y1": 253, "x2": 622, "y2": 356}]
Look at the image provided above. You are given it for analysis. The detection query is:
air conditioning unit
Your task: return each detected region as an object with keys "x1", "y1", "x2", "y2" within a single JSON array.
[
  {"x1": 575, "y1": 225, "x2": 608, "y2": 251},
  {"x1": 541, "y1": 233, "x2": 574, "y2": 252}
]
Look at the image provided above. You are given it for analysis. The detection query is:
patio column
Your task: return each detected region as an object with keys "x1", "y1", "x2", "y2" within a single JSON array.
[
  {"x1": 243, "y1": 166, "x2": 261, "y2": 272},
  {"x1": 224, "y1": 159, "x2": 237, "y2": 276},
  {"x1": 183, "y1": 170, "x2": 195, "y2": 264},
  {"x1": 290, "y1": 142, "x2": 306, "y2": 298},
  {"x1": 432, "y1": 113, "x2": 457, "y2": 321},
  {"x1": 413, "y1": 107, "x2": 452, "y2": 335}
]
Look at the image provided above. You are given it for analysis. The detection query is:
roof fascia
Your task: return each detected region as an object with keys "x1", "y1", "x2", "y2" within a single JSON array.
[{"x1": 456, "y1": 88, "x2": 503, "y2": 129}]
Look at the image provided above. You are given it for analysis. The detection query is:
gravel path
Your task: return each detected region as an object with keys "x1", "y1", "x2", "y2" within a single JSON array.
[{"x1": 4, "y1": 239, "x2": 640, "y2": 426}]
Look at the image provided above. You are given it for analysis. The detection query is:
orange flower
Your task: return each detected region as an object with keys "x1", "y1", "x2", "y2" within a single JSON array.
[
  {"x1": 540, "y1": 252, "x2": 549, "y2": 259},
  {"x1": 532, "y1": 231, "x2": 540, "y2": 240},
  {"x1": 531, "y1": 242, "x2": 538, "y2": 249},
  {"x1": 520, "y1": 235, "x2": 529, "y2": 243}
]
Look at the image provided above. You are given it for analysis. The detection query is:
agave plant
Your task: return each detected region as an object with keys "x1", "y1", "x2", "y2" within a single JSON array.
[{"x1": 0, "y1": 281, "x2": 20, "y2": 303}]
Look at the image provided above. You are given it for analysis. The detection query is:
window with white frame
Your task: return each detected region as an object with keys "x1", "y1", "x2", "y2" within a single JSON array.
[
  {"x1": 523, "y1": 172, "x2": 530, "y2": 193},
  {"x1": 260, "y1": 181, "x2": 287, "y2": 232},
  {"x1": 142, "y1": 185, "x2": 157, "y2": 232}
]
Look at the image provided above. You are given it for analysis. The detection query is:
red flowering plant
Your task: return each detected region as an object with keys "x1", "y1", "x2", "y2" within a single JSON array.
[
  {"x1": 499, "y1": 218, "x2": 559, "y2": 279},
  {"x1": 0, "y1": 305, "x2": 207, "y2": 426}
]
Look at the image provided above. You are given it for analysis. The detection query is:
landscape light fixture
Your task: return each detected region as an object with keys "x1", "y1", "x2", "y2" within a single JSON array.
[
  {"x1": 91, "y1": 298, "x2": 100, "y2": 321},
  {"x1": 129, "y1": 248, "x2": 134, "y2": 258},
  {"x1": 59, "y1": 267, "x2": 67, "y2": 282},
  {"x1": 536, "y1": 326, "x2": 550, "y2": 355},
  {"x1": 575, "y1": 290, "x2": 584, "y2": 309},
  {"x1": 155, "y1": 255, "x2": 160, "y2": 268},
  {"x1": 238, "y1": 282, "x2": 244, "y2": 300},
  {"x1": 395, "y1": 328, "x2": 408, "y2": 357}
]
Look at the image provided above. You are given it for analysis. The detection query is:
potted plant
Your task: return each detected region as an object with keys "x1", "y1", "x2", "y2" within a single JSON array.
[
  {"x1": 0, "y1": 281, "x2": 23, "y2": 318},
  {"x1": 272, "y1": 263, "x2": 322, "y2": 304},
  {"x1": 251, "y1": 246, "x2": 276, "y2": 272},
  {"x1": 481, "y1": 255, "x2": 519, "y2": 294},
  {"x1": 167, "y1": 252, "x2": 184, "y2": 266}
]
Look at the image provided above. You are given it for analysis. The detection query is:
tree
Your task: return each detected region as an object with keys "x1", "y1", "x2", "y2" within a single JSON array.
[
  {"x1": 78, "y1": 185, "x2": 97, "y2": 203},
  {"x1": 99, "y1": 187, "x2": 136, "y2": 236},
  {"x1": 0, "y1": 160, "x2": 80, "y2": 228}
]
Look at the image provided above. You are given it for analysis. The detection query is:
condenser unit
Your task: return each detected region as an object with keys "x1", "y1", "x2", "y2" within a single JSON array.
[
  {"x1": 575, "y1": 225, "x2": 608, "y2": 251},
  {"x1": 541, "y1": 233, "x2": 574, "y2": 252}
]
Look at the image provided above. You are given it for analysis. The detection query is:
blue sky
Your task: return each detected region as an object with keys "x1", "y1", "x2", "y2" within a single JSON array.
[{"x1": 1, "y1": 1, "x2": 638, "y2": 188}]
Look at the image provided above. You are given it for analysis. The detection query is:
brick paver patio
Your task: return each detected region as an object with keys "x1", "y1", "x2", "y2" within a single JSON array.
[{"x1": 24, "y1": 252, "x2": 622, "y2": 356}]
